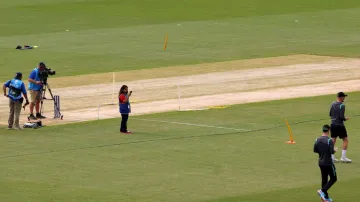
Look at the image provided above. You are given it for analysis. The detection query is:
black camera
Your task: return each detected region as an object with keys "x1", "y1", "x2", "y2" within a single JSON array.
[
  {"x1": 38, "y1": 62, "x2": 56, "y2": 84},
  {"x1": 44, "y1": 67, "x2": 56, "y2": 76}
]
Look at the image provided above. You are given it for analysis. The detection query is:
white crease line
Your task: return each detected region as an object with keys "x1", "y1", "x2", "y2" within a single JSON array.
[{"x1": 133, "y1": 118, "x2": 248, "y2": 132}]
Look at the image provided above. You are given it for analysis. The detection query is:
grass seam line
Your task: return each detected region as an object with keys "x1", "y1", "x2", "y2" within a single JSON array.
[
  {"x1": 1, "y1": 114, "x2": 359, "y2": 159},
  {"x1": 132, "y1": 118, "x2": 249, "y2": 131}
]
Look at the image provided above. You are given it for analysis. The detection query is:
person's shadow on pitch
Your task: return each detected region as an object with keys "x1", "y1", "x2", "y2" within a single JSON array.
[{"x1": 118, "y1": 85, "x2": 132, "y2": 134}]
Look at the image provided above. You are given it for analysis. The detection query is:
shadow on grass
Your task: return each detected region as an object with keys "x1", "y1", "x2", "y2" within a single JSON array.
[{"x1": 206, "y1": 177, "x2": 359, "y2": 202}]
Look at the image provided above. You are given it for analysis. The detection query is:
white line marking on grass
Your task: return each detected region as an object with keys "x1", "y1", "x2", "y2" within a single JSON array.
[{"x1": 133, "y1": 118, "x2": 248, "y2": 132}]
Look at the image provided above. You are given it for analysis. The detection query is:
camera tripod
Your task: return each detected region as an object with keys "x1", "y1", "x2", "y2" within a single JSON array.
[{"x1": 39, "y1": 82, "x2": 63, "y2": 119}]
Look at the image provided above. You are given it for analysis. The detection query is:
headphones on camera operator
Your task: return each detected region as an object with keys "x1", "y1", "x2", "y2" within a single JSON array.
[{"x1": 38, "y1": 62, "x2": 56, "y2": 85}]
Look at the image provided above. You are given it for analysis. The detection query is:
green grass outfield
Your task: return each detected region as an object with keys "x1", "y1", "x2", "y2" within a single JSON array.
[
  {"x1": 1, "y1": 93, "x2": 360, "y2": 202},
  {"x1": 1, "y1": 0, "x2": 360, "y2": 201},
  {"x1": 1, "y1": 0, "x2": 360, "y2": 80}
]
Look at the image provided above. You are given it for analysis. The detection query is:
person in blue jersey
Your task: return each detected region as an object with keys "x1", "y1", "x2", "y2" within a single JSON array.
[
  {"x1": 3, "y1": 72, "x2": 29, "y2": 130},
  {"x1": 119, "y1": 85, "x2": 132, "y2": 134},
  {"x1": 28, "y1": 62, "x2": 46, "y2": 120}
]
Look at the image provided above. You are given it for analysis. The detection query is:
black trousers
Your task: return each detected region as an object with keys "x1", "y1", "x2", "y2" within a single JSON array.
[
  {"x1": 320, "y1": 164, "x2": 337, "y2": 198},
  {"x1": 120, "y1": 114, "x2": 129, "y2": 132}
]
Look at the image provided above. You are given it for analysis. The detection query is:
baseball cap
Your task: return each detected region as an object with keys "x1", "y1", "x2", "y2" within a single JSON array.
[
  {"x1": 337, "y1": 92, "x2": 347, "y2": 98},
  {"x1": 322, "y1": 124, "x2": 330, "y2": 132},
  {"x1": 39, "y1": 62, "x2": 46, "y2": 67},
  {"x1": 15, "y1": 72, "x2": 22, "y2": 79}
]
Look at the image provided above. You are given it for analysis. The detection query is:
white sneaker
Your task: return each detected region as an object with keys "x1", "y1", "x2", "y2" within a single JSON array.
[
  {"x1": 340, "y1": 157, "x2": 352, "y2": 163},
  {"x1": 333, "y1": 158, "x2": 339, "y2": 163},
  {"x1": 13, "y1": 126, "x2": 23, "y2": 130}
]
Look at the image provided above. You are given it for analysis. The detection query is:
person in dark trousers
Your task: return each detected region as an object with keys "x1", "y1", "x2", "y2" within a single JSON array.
[
  {"x1": 119, "y1": 85, "x2": 132, "y2": 134},
  {"x1": 329, "y1": 92, "x2": 351, "y2": 163},
  {"x1": 314, "y1": 124, "x2": 337, "y2": 202}
]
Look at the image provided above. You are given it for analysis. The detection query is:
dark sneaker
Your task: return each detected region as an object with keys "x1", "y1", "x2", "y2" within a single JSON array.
[
  {"x1": 29, "y1": 114, "x2": 37, "y2": 120},
  {"x1": 36, "y1": 113, "x2": 46, "y2": 119},
  {"x1": 7, "y1": 126, "x2": 13, "y2": 130}
]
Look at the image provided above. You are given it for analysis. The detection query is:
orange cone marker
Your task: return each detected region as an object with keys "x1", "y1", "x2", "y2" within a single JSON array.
[{"x1": 285, "y1": 118, "x2": 296, "y2": 144}]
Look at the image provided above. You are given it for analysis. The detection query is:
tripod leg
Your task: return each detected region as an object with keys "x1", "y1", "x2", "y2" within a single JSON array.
[
  {"x1": 46, "y1": 84, "x2": 63, "y2": 117},
  {"x1": 46, "y1": 84, "x2": 55, "y2": 100},
  {"x1": 39, "y1": 89, "x2": 45, "y2": 115}
]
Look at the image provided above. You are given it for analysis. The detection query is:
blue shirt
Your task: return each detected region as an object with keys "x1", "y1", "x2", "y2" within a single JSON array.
[
  {"x1": 28, "y1": 68, "x2": 42, "y2": 91},
  {"x1": 119, "y1": 94, "x2": 131, "y2": 114},
  {"x1": 4, "y1": 79, "x2": 27, "y2": 101}
]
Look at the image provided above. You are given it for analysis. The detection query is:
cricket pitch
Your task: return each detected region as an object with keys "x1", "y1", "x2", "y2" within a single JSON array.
[{"x1": 1, "y1": 54, "x2": 359, "y2": 126}]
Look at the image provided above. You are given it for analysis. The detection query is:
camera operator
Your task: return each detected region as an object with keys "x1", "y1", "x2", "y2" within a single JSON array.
[
  {"x1": 3, "y1": 72, "x2": 29, "y2": 130},
  {"x1": 28, "y1": 62, "x2": 46, "y2": 120}
]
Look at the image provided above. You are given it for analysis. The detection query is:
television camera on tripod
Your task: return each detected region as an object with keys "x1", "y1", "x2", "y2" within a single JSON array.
[{"x1": 26, "y1": 62, "x2": 63, "y2": 121}]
